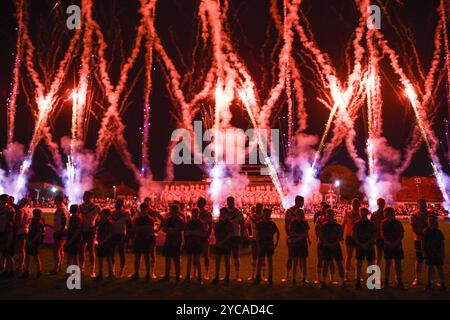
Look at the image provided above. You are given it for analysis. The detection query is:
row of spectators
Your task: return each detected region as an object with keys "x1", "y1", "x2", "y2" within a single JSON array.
[{"x1": 28, "y1": 197, "x2": 449, "y2": 218}]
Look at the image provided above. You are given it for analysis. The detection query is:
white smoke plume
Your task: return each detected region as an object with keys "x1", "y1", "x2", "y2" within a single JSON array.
[
  {"x1": 0, "y1": 170, "x2": 5, "y2": 195},
  {"x1": 284, "y1": 134, "x2": 321, "y2": 206},
  {"x1": 138, "y1": 176, "x2": 162, "y2": 201},
  {"x1": 61, "y1": 136, "x2": 96, "y2": 205},
  {"x1": 3, "y1": 142, "x2": 25, "y2": 170},
  {"x1": 0, "y1": 143, "x2": 29, "y2": 200},
  {"x1": 207, "y1": 127, "x2": 250, "y2": 216},
  {"x1": 363, "y1": 137, "x2": 402, "y2": 210}
]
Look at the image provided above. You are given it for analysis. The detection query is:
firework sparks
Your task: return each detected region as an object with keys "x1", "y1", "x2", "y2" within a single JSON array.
[{"x1": 0, "y1": 0, "x2": 449, "y2": 211}]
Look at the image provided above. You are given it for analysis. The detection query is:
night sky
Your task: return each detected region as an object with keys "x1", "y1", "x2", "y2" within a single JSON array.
[{"x1": 0, "y1": 0, "x2": 448, "y2": 188}]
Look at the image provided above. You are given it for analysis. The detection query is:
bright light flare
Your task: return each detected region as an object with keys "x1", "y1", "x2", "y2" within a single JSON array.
[
  {"x1": 208, "y1": 164, "x2": 225, "y2": 219},
  {"x1": 315, "y1": 80, "x2": 351, "y2": 164},
  {"x1": 431, "y1": 162, "x2": 450, "y2": 208},
  {"x1": 365, "y1": 173, "x2": 380, "y2": 212},
  {"x1": 11, "y1": 157, "x2": 32, "y2": 200},
  {"x1": 299, "y1": 165, "x2": 316, "y2": 197},
  {"x1": 238, "y1": 88, "x2": 285, "y2": 203},
  {"x1": 405, "y1": 84, "x2": 450, "y2": 206}
]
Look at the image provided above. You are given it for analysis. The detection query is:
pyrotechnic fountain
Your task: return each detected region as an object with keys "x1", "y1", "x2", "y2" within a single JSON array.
[{"x1": 1, "y1": 0, "x2": 449, "y2": 210}]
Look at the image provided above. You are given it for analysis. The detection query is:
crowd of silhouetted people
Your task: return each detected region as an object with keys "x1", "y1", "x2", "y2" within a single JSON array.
[{"x1": 0, "y1": 191, "x2": 446, "y2": 291}]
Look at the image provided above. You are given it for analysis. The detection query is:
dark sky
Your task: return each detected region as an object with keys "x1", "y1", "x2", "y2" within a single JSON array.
[{"x1": 0, "y1": 0, "x2": 448, "y2": 188}]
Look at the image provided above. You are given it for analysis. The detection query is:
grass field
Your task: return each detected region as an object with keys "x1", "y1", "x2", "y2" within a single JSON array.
[{"x1": 0, "y1": 218, "x2": 449, "y2": 300}]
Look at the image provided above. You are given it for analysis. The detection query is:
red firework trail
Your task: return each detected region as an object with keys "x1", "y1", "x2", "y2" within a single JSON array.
[{"x1": 1, "y1": 0, "x2": 449, "y2": 206}]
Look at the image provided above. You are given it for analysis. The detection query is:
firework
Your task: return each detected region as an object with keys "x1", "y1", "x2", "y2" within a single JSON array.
[{"x1": 0, "y1": 0, "x2": 449, "y2": 211}]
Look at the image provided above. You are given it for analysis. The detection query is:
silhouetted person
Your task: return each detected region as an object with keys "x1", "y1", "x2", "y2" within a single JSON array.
[
  {"x1": 160, "y1": 204, "x2": 185, "y2": 282},
  {"x1": 342, "y1": 198, "x2": 361, "y2": 280},
  {"x1": 382, "y1": 207, "x2": 405, "y2": 289},
  {"x1": 282, "y1": 195, "x2": 304, "y2": 282},
  {"x1": 410, "y1": 198, "x2": 429, "y2": 286},
  {"x1": 370, "y1": 198, "x2": 386, "y2": 267}
]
